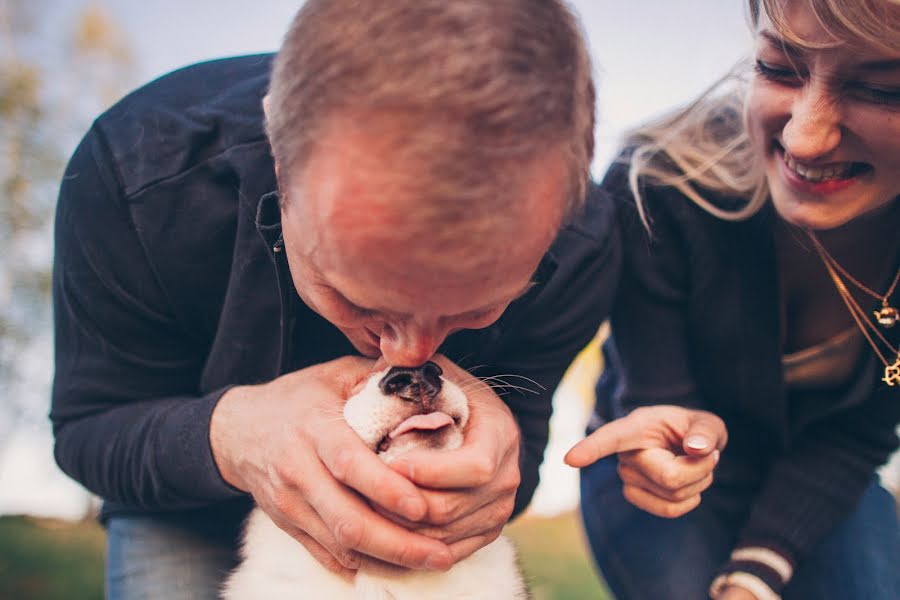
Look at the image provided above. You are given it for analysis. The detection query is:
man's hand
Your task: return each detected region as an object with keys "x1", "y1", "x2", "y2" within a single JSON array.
[
  {"x1": 209, "y1": 356, "x2": 454, "y2": 577},
  {"x1": 383, "y1": 356, "x2": 522, "y2": 564},
  {"x1": 565, "y1": 406, "x2": 727, "y2": 518}
]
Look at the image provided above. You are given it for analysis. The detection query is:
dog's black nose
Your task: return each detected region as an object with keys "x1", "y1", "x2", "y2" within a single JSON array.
[{"x1": 379, "y1": 361, "x2": 444, "y2": 402}]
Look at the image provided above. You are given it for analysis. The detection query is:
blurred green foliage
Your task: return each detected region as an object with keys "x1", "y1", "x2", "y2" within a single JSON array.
[
  {"x1": 0, "y1": 511, "x2": 612, "y2": 600},
  {"x1": 0, "y1": 515, "x2": 104, "y2": 600}
]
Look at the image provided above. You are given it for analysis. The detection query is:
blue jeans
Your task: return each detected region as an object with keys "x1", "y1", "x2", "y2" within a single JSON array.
[
  {"x1": 106, "y1": 516, "x2": 239, "y2": 600},
  {"x1": 580, "y1": 456, "x2": 900, "y2": 600}
]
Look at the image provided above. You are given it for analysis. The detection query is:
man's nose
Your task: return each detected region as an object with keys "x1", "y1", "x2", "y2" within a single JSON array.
[
  {"x1": 379, "y1": 321, "x2": 444, "y2": 367},
  {"x1": 782, "y1": 82, "x2": 842, "y2": 161}
]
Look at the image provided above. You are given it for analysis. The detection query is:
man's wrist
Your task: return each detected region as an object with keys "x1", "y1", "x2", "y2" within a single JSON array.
[{"x1": 209, "y1": 384, "x2": 254, "y2": 492}]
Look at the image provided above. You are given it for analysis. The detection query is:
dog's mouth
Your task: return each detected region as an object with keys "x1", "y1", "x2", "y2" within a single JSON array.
[{"x1": 376, "y1": 411, "x2": 459, "y2": 454}]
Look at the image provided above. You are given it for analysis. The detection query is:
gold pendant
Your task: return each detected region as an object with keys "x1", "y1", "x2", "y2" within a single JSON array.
[
  {"x1": 874, "y1": 305, "x2": 899, "y2": 328},
  {"x1": 884, "y1": 357, "x2": 900, "y2": 387}
]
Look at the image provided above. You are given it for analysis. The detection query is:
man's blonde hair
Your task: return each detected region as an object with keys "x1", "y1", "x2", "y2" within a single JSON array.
[{"x1": 266, "y1": 0, "x2": 595, "y2": 221}]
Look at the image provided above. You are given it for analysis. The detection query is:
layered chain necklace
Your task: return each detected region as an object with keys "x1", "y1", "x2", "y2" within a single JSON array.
[{"x1": 806, "y1": 230, "x2": 900, "y2": 387}]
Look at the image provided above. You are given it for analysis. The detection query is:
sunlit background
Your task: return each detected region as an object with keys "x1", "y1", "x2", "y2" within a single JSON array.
[
  {"x1": 0, "y1": 0, "x2": 753, "y2": 521},
  {"x1": 6, "y1": 2, "x2": 900, "y2": 598}
]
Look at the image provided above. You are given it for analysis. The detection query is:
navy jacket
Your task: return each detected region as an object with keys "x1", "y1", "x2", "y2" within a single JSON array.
[
  {"x1": 596, "y1": 157, "x2": 900, "y2": 576},
  {"x1": 50, "y1": 54, "x2": 620, "y2": 538}
]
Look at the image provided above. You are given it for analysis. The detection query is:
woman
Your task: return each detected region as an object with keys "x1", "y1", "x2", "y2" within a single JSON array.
[{"x1": 567, "y1": 0, "x2": 900, "y2": 598}]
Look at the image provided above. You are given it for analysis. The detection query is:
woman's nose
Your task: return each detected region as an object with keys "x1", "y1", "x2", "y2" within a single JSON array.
[{"x1": 781, "y1": 83, "x2": 842, "y2": 161}]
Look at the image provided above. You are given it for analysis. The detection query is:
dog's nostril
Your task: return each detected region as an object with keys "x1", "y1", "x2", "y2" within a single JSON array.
[
  {"x1": 379, "y1": 362, "x2": 443, "y2": 402},
  {"x1": 421, "y1": 361, "x2": 443, "y2": 390}
]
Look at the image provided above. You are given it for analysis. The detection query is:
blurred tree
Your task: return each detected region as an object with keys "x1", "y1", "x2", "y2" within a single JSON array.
[{"x1": 0, "y1": 0, "x2": 132, "y2": 452}]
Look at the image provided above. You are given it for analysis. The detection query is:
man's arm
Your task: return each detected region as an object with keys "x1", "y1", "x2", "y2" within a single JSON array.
[
  {"x1": 51, "y1": 127, "x2": 454, "y2": 572},
  {"x1": 52, "y1": 127, "x2": 242, "y2": 509}
]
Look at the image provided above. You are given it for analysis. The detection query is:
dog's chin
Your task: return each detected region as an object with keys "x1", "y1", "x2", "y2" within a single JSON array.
[{"x1": 376, "y1": 427, "x2": 464, "y2": 463}]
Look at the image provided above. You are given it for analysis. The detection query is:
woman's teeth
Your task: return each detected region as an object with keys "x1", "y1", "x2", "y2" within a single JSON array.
[{"x1": 783, "y1": 152, "x2": 855, "y2": 182}]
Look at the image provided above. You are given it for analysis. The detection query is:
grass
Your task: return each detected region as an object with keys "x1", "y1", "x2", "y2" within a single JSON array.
[
  {"x1": 0, "y1": 515, "x2": 105, "y2": 600},
  {"x1": 505, "y1": 510, "x2": 613, "y2": 600},
  {"x1": 0, "y1": 510, "x2": 610, "y2": 600}
]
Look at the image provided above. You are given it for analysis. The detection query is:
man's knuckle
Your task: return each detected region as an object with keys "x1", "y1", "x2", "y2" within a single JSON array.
[
  {"x1": 432, "y1": 495, "x2": 461, "y2": 523},
  {"x1": 391, "y1": 542, "x2": 425, "y2": 568},
  {"x1": 501, "y1": 468, "x2": 521, "y2": 492},
  {"x1": 332, "y1": 516, "x2": 364, "y2": 549},
  {"x1": 329, "y1": 447, "x2": 355, "y2": 481},
  {"x1": 492, "y1": 498, "x2": 515, "y2": 524},
  {"x1": 469, "y1": 457, "x2": 496, "y2": 484}
]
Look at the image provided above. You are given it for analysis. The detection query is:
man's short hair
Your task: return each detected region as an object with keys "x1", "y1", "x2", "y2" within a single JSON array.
[{"x1": 266, "y1": 0, "x2": 594, "y2": 220}]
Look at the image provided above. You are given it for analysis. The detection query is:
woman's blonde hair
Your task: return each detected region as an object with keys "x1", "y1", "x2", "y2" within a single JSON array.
[{"x1": 626, "y1": 0, "x2": 900, "y2": 228}]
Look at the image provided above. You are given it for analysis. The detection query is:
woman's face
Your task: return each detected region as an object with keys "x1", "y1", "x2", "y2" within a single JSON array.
[{"x1": 744, "y1": 1, "x2": 900, "y2": 230}]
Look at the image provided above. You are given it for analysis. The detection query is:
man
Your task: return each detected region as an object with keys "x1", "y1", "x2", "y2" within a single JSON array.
[{"x1": 52, "y1": 1, "x2": 618, "y2": 597}]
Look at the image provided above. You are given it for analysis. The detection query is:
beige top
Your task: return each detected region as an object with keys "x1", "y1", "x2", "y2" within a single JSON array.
[{"x1": 783, "y1": 327, "x2": 864, "y2": 389}]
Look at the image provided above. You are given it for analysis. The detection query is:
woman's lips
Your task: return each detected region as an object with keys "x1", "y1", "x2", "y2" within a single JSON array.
[{"x1": 776, "y1": 145, "x2": 869, "y2": 195}]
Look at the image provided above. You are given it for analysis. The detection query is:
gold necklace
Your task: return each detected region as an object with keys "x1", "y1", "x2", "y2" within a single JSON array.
[
  {"x1": 806, "y1": 231, "x2": 900, "y2": 387},
  {"x1": 810, "y1": 236, "x2": 900, "y2": 328}
]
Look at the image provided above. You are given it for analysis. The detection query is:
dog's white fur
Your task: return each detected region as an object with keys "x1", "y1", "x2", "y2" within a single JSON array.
[{"x1": 222, "y1": 368, "x2": 527, "y2": 599}]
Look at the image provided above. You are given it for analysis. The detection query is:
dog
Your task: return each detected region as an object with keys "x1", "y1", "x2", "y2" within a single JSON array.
[{"x1": 222, "y1": 361, "x2": 528, "y2": 599}]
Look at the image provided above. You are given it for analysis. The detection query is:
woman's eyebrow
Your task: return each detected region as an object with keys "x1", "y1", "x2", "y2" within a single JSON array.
[{"x1": 759, "y1": 31, "x2": 804, "y2": 57}]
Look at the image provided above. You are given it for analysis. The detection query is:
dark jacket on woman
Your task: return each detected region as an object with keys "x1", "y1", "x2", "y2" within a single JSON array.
[{"x1": 594, "y1": 157, "x2": 900, "y2": 594}]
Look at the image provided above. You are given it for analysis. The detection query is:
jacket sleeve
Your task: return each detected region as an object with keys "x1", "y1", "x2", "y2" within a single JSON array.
[
  {"x1": 713, "y1": 383, "x2": 900, "y2": 598},
  {"x1": 50, "y1": 125, "x2": 244, "y2": 510},
  {"x1": 495, "y1": 184, "x2": 622, "y2": 516},
  {"x1": 597, "y1": 161, "x2": 708, "y2": 416}
]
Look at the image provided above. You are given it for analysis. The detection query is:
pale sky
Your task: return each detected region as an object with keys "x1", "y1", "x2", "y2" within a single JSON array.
[
  {"x1": 0, "y1": 0, "x2": 754, "y2": 518},
  {"x1": 110, "y1": 0, "x2": 753, "y2": 169}
]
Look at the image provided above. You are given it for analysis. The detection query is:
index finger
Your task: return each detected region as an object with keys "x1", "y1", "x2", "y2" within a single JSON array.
[
  {"x1": 316, "y1": 421, "x2": 428, "y2": 521},
  {"x1": 564, "y1": 415, "x2": 652, "y2": 467}
]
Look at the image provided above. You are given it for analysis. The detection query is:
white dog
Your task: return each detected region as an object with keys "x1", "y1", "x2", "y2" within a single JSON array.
[{"x1": 222, "y1": 361, "x2": 528, "y2": 599}]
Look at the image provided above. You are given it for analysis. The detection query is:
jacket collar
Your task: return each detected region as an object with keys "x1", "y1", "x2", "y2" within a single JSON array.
[{"x1": 255, "y1": 190, "x2": 283, "y2": 255}]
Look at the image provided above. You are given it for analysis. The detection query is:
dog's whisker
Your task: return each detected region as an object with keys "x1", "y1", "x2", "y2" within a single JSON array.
[
  {"x1": 489, "y1": 383, "x2": 541, "y2": 396},
  {"x1": 470, "y1": 377, "x2": 540, "y2": 396},
  {"x1": 478, "y1": 374, "x2": 545, "y2": 391}
]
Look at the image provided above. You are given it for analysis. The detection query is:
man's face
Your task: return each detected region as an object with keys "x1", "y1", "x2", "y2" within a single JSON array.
[{"x1": 279, "y1": 120, "x2": 568, "y2": 367}]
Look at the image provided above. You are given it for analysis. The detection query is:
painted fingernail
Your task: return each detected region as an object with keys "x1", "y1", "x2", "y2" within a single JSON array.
[{"x1": 685, "y1": 436, "x2": 710, "y2": 451}]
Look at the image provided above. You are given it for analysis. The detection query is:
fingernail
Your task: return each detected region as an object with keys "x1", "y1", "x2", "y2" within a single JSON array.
[
  {"x1": 685, "y1": 436, "x2": 710, "y2": 451},
  {"x1": 712, "y1": 450, "x2": 720, "y2": 463},
  {"x1": 399, "y1": 496, "x2": 425, "y2": 520},
  {"x1": 425, "y1": 551, "x2": 452, "y2": 571}
]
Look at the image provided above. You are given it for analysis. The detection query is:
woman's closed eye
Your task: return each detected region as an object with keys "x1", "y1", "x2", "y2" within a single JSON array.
[
  {"x1": 843, "y1": 81, "x2": 900, "y2": 107},
  {"x1": 754, "y1": 59, "x2": 803, "y2": 85}
]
